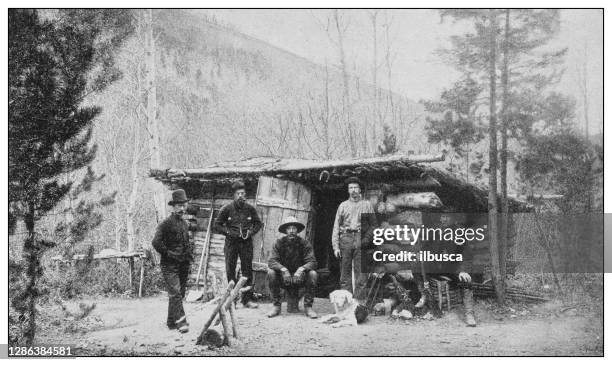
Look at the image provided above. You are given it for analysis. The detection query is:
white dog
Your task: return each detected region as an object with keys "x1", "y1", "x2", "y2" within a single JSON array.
[{"x1": 319, "y1": 289, "x2": 359, "y2": 327}]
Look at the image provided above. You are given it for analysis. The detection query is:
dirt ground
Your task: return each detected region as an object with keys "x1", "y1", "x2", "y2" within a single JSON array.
[{"x1": 36, "y1": 294, "x2": 603, "y2": 356}]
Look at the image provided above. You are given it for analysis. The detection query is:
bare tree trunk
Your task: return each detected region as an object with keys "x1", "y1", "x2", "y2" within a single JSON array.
[
  {"x1": 580, "y1": 44, "x2": 592, "y2": 212},
  {"x1": 126, "y1": 114, "x2": 141, "y2": 252},
  {"x1": 499, "y1": 9, "x2": 510, "y2": 292},
  {"x1": 144, "y1": 9, "x2": 166, "y2": 228},
  {"x1": 333, "y1": 10, "x2": 356, "y2": 157},
  {"x1": 487, "y1": 10, "x2": 504, "y2": 305},
  {"x1": 370, "y1": 10, "x2": 379, "y2": 155},
  {"x1": 582, "y1": 44, "x2": 589, "y2": 140},
  {"x1": 383, "y1": 12, "x2": 395, "y2": 126},
  {"x1": 323, "y1": 62, "x2": 332, "y2": 159},
  {"x1": 113, "y1": 200, "x2": 122, "y2": 250}
]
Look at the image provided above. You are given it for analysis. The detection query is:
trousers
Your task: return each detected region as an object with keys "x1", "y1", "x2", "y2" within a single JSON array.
[
  {"x1": 267, "y1": 269, "x2": 318, "y2": 307},
  {"x1": 339, "y1": 232, "x2": 367, "y2": 300},
  {"x1": 160, "y1": 259, "x2": 190, "y2": 328},
  {"x1": 429, "y1": 273, "x2": 475, "y2": 315},
  {"x1": 224, "y1": 237, "x2": 254, "y2": 303}
]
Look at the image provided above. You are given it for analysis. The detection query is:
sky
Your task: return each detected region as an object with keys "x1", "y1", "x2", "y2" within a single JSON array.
[{"x1": 200, "y1": 9, "x2": 603, "y2": 136}]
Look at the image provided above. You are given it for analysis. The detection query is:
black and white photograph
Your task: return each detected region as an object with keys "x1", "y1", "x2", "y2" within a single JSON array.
[{"x1": 5, "y1": 4, "x2": 606, "y2": 358}]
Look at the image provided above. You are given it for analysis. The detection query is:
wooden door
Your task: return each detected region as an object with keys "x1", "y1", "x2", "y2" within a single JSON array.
[{"x1": 252, "y1": 176, "x2": 313, "y2": 265}]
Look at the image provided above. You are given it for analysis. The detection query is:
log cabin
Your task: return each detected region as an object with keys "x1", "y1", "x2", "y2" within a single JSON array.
[{"x1": 150, "y1": 154, "x2": 532, "y2": 298}]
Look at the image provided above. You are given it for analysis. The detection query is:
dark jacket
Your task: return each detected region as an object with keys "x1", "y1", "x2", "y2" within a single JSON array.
[
  {"x1": 214, "y1": 201, "x2": 262, "y2": 240},
  {"x1": 268, "y1": 236, "x2": 317, "y2": 274},
  {"x1": 152, "y1": 213, "x2": 196, "y2": 263}
]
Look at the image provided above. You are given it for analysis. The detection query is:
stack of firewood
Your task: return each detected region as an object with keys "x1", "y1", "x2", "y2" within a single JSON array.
[
  {"x1": 429, "y1": 279, "x2": 549, "y2": 308},
  {"x1": 472, "y1": 283, "x2": 549, "y2": 303}
]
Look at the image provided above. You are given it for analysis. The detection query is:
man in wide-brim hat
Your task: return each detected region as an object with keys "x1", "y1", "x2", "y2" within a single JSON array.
[
  {"x1": 267, "y1": 216, "x2": 318, "y2": 319},
  {"x1": 214, "y1": 180, "x2": 262, "y2": 308},
  {"x1": 152, "y1": 189, "x2": 199, "y2": 333}
]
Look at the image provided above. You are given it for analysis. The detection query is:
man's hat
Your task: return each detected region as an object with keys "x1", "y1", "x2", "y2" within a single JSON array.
[
  {"x1": 278, "y1": 216, "x2": 305, "y2": 234},
  {"x1": 345, "y1": 176, "x2": 364, "y2": 190},
  {"x1": 231, "y1": 180, "x2": 246, "y2": 192},
  {"x1": 168, "y1": 189, "x2": 190, "y2": 206}
]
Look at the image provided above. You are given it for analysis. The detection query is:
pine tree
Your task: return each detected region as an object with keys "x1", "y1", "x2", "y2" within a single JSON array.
[
  {"x1": 516, "y1": 93, "x2": 595, "y2": 211},
  {"x1": 436, "y1": 9, "x2": 565, "y2": 304},
  {"x1": 424, "y1": 76, "x2": 485, "y2": 183},
  {"x1": 8, "y1": 9, "x2": 131, "y2": 345},
  {"x1": 498, "y1": 9, "x2": 564, "y2": 284}
]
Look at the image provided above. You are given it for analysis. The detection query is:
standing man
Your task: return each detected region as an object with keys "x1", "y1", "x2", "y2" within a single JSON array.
[
  {"x1": 215, "y1": 181, "x2": 262, "y2": 308},
  {"x1": 332, "y1": 177, "x2": 377, "y2": 300},
  {"x1": 267, "y1": 216, "x2": 318, "y2": 319},
  {"x1": 152, "y1": 189, "x2": 197, "y2": 333}
]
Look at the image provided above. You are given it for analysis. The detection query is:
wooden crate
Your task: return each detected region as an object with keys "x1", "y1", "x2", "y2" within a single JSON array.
[{"x1": 429, "y1": 278, "x2": 463, "y2": 310}]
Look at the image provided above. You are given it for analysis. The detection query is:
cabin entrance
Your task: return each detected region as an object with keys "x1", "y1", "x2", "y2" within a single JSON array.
[{"x1": 312, "y1": 187, "x2": 348, "y2": 297}]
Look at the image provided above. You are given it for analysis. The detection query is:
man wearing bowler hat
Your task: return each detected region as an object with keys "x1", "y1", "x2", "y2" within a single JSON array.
[
  {"x1": 214, "y1": 181, "x2": 262, "y2": 308},
  {"x1": 332, "y1": 177, "x2": 377, "y2": 300},
  {"x1": 152, "y1": 189, "x2": 198, "y2": 333},
  {"x1": 267, "y1": 216, "x2": 318, "y2": 319}
]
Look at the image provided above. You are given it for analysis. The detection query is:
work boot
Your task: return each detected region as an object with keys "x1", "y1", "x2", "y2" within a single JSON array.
[
  {"x1": 305, "y1": 306, "x2": 318, "y2": 319},
  {"x1": 243, "y1": 300, "x2": 259, "y2": 309},
  {"x1": 462, "y1": 288, "x2": 477, "y2": 327},
  {"x1": 286, "y1": 297, "x2": 299, "y2": 313},
  {"x1": 176, "y1": 317, "x2": 189, "y2": 333},
  {"x1": 267, "y1": 304, "x2": 281, "y2": 318}
]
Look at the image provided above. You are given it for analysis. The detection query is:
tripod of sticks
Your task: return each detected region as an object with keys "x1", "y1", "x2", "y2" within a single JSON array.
[{"x1": 196, "y1": 276, "x2": 249, "y2": 347}]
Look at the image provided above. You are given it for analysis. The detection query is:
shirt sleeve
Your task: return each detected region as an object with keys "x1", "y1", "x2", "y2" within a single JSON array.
[
  {"x1": 214, "y1": 205, "x2": 229, "y2": 235},
  {"x1": 151, "y1": 221, "x2": 167, "y2": 256},
  {"x1": 331, "y1": 202, "x2": 344, "y2": 252},
  {"x1": 301, "y1": 240, "x2": 317, "y2": 271},
  {"x1": 267, "y1": 239, "x2": 286, "y2": 271},
  {"x1": 250, "y1": 205, "x2": 263, "y2": 235}
]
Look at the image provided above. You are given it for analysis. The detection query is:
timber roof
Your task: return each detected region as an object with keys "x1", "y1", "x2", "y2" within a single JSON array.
[{"x1": 150, "y1": 154, "x2": 533, "y2": 212}]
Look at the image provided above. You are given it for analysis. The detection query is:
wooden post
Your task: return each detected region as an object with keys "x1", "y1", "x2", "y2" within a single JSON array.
[
  {"x1": 218, "y1": 306, "x2": 231, "y2": 346},
  {"x1": 138, "y1": 257, "x2": 145, "y2": 297},
  {"x1": 228, "y1": 303, "x2": 239, "y2": 338},
  {"x1": 128, "y1": 257, "x2": 134, "y2": 291}
]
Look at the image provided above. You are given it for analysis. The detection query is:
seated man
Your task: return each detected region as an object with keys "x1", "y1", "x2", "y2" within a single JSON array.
[
  {"x1": 267, "y1": 216, "x2": 318, "y2": 319},
  {"x1": 425, "y1": 210, "x2": 477, "y2": 327}
]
